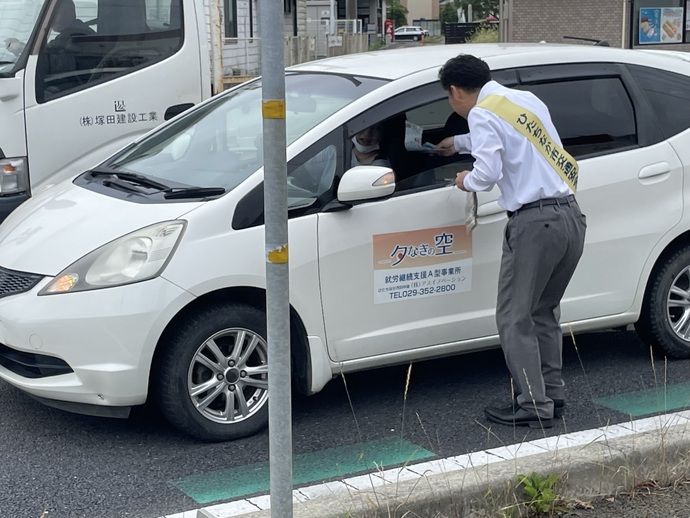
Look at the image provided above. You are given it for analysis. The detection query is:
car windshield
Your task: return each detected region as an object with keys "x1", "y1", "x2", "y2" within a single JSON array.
[
  {"x1": 0, "y1": 0, "x2": 47, "y2": 73},
  {"x1": 99, "y1": 72, "x2": 387, "y2": 194}
]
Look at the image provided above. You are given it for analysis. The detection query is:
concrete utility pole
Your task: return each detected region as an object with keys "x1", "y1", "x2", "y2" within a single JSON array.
[
  {"x1": 259, "y1": 0, "x2": 293, "y2": 516},
  {"x1": 330, "y1": 0, "x2": 336, "y2": 33},
  {"x1": 208, "y1": 0, "x2": 224, "y2": 94}
]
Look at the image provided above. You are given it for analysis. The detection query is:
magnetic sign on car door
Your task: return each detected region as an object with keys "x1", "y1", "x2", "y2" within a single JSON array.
[{"x1": 372, "y1": 226, "x2": 472, "y2": 304}]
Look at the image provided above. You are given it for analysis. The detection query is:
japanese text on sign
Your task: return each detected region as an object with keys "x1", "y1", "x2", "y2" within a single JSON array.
[
  {"x1": 79, "y1": 100, "x2": 158, "y2": 128},
  {"x1": 373, "y1": 225, "x2": 472, "y2": 304}
]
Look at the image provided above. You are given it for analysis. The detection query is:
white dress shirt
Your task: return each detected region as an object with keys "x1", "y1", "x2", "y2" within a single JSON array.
[{"x1": 453, "y1": 80, "x2": 572, "y2": 211}]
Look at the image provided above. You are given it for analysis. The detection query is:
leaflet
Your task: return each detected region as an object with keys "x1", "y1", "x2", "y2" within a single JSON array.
[{"x1": 404, "y1": 121, "x2": 436, "y2": 153}]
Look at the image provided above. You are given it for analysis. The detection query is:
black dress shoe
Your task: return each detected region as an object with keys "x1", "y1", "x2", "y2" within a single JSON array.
[
  {"x1": 513, "y1": 398, "x2": 565, "y2": 418},
  {"x1": 484, "y1": 405, "x2": 554, "y2": 429}
]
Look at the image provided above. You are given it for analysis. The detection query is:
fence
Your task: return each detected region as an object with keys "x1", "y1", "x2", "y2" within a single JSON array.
[
  {"x1": 326, "y1": 33, "x2": 368, "y2": 57},
  {"x1": 413, "y1": 19, "x2": 442, "y2": 37},
  {"x1": 306, "y1": 18, "x2": 364, "y2": 58},
  {"x1": 221, "y1": 35, "x2": 317, "y2": 89}
]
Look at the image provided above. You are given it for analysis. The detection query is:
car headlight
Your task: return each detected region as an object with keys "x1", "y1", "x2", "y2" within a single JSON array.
[
  {"x1": 39, "y1": 220, "x2": 186, "y2": 295},
  {"x1": 0, "y1": 157, "x2": 29, "y2": 194}
]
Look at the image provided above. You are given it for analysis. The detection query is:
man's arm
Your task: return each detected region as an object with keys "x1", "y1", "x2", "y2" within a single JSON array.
[{"x1": 461, "y1": 109, "x2": 504, "y2": 192}]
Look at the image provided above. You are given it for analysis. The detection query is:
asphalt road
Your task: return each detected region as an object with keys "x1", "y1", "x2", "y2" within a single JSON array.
[{"x1": 0, "y1": 329, "x2": 686, "y2": 518}]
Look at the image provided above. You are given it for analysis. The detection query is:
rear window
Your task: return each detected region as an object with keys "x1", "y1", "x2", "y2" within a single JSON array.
[
  {"x1": 522, "y1": 77, "x2": 638, "y2": 158},
  {"x1": 628, "y1": 64, "x2": 690, "y2": 139}
]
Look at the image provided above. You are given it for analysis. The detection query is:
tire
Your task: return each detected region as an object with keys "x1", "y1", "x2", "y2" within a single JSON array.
[
  {"x1": 153, "y1": 303, "x2": 269, "y2": 441},
  {"x1": 636, "y1": 246, "x2": 690, "y2": 359},
  {"x1": 413, "y1": 35, "x2": 419, "y2": 41}
]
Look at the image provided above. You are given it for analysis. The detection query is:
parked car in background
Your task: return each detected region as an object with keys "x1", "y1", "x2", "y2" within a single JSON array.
[
  {"x1": 0, "y1": 43, "x2": 689, "y2": 442},
  {"x1": 394, "y1": 25, "x2": 427, "y2": 41}
]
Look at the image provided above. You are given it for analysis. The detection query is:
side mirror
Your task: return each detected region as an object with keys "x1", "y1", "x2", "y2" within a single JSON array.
[{"x1": 337, "y1": 166, "x2": 396, "y2": 202}]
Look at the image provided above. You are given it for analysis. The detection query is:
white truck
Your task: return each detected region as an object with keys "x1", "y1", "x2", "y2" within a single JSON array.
[{"x1": 0, "y1": 0, "x2": 225, "y2": 221}]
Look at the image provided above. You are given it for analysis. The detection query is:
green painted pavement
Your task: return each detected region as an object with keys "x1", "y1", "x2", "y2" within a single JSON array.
[
  {"x1": 594, "y1": 381, "x2": 690, "y2": 417},
  {"x1": 170, "y1": 437, "x2": 435, "y2": 504}
]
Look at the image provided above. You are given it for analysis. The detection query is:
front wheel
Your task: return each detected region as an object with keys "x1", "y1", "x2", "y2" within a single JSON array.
[
  {"x1": 153, "y1": 303, "x2": 269, "y2": 441},
  {"x1": 636, "y1": 246, "x2": 690, "y2": 358}
]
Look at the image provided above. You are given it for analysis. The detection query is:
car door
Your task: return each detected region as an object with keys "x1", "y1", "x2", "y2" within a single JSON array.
[
  {"x1": 316, "y1": 81, "x2": 511, "y2": 363},
  {"x1": 23, "y1": 0, "x2": 204, "y2": 189},
  {"x1": 516, "y1": 63, "x2": 683, "y2": 322}
]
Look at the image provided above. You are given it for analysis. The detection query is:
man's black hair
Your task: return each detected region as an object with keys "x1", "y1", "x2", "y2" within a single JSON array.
[{"x1": 438, "y1": 54, "x2": 491, "y2": 92}]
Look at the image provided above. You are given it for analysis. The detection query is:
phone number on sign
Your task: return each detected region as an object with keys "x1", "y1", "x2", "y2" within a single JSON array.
[{"x1": 388, "y1": 284, "x2": 456, "y2": 300}]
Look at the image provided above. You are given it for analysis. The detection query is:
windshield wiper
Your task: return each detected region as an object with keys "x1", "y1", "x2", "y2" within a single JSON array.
[
  {"x1": 89, "y1": 168, "x2": 173, "y2": 191},
  {"x1": 164, "y1": 187, "x2": 226, "y2": 199},
  {"x1": 89, "y1": 168, "x2": 225, "y2": 199}
]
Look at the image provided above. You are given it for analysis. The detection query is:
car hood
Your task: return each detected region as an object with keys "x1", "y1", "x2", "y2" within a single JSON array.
[{"x1": 0, "y1": 181, "x2": 201, "y2": 276}]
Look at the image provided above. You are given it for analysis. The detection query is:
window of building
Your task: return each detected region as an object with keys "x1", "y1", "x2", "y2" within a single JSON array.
[
  {"x1": 224, "y1": 0, "x2": 237, "y2": 38},
  {"x1": 632, "y1": 0, "x2": 686, "y2": 45},
  {"x1": 522, "y1": 78, "x2": 638, "y2": 158}
]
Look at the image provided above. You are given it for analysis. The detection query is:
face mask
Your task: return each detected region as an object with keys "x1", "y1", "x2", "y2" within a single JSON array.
[{"x1": 352, "y1": 136, "x2": 379, "y2": 154}]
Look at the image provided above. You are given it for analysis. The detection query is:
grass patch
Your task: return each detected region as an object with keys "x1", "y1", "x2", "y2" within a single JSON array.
[{"x1": 466, "y1": 25, "x2": 499, "y2": 43}]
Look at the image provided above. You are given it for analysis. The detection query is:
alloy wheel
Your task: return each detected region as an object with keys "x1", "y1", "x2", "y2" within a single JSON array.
[
  {"x1": 187, "y1": 327, "x2": 268, "y2": 424},
  {"x1": 666, "y1": 266, "x2": 690, "y2": 342}
]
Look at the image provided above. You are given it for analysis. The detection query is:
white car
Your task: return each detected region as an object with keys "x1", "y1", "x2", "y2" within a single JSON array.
[
  {"x1": 0, "y1": 43, "x2": 689, "y2": 441},
  {"x1": 394, "y1": 25, "x2": 427, "y2": 41}
]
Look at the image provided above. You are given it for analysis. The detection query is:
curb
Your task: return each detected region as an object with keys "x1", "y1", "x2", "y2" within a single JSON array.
[{"x1": 163, "y1": 411, "x2": 690, "y2": 518}]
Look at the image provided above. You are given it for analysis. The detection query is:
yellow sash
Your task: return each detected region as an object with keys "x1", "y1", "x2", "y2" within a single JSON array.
[{"x1": 475, "y1": 94, "x2": 578, "y2": 193}]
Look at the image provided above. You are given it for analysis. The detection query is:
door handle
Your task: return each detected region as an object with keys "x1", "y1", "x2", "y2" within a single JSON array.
[
  {"x1": 639, "y1": 162, "x2": 671, "y2": 179},
  {"x1": 164, "y1": 103, "x2": 195, "y2": 120}
]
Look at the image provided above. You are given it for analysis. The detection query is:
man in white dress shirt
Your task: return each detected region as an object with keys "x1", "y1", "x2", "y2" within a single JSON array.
[{"x1": 435, "y1": 54, "x2": 587, "y2": 428}]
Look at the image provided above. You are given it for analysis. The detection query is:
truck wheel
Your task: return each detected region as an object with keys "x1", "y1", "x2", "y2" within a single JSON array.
[
  {"x1": 636, "y1": 246, "x2": 690, "y2": 359},
  {"x1": 154, "y1": 303, "x2": 269, "y2": 441}
]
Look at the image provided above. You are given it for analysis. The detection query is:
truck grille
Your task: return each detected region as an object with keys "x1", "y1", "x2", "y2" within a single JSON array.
[{"x1": 0, "y1": 266, "x2": 44, "y2": 298}]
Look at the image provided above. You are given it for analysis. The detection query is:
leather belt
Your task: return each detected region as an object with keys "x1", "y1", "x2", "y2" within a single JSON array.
[{"x1": 507, "y1": 194, "x2": 576, "y2": 218}]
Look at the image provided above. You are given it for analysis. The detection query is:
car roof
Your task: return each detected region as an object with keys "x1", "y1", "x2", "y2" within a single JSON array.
[{"x1": 289, "y1": 42, "x2": 690, "y2": 81}]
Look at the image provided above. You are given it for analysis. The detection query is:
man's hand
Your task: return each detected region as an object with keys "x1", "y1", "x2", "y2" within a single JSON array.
[
  {"x1": 455, "y1": 170, "x2": 471, "y2": 191},
  {"x1": 433, "y1": 136, "x2": 457, "y2": 157}
]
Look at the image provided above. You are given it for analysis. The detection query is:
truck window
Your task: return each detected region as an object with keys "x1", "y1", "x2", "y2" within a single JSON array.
[{"x1": 36, "y1": 0, "x2": 184, "y2": 102}]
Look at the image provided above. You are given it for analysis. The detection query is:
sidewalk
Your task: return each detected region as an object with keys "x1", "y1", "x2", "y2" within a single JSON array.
[{"x1": 161, "y1": 410, "x2": 690, "y2": 518}]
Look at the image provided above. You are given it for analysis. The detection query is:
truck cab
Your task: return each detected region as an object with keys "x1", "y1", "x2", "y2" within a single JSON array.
[{"x1": 0, "y1": 0, "x2": 210, "y2": 221}]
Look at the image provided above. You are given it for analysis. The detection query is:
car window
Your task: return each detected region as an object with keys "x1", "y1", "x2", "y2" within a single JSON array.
[
  {"x1": 395, "y1": 97, "x2": 473, "y2": 191},
  {"x1": 628, "y1": 64, "x2": 690, "y2": 139},
  {"x1": 521, "y1": 77, "x2": 638, "y2": 158},
  {"x1": 99, "y1": 72, "x2": 385, "y2": 194},
  {"x1": 232, "y1": 131, "x2": 344, "y2": 230},
  {"x1": 346, "y1": 89, "x2": 472, "y2": 194},
  {"x1": 36, "y1": 0, "x2": 184, "y2": 102}
]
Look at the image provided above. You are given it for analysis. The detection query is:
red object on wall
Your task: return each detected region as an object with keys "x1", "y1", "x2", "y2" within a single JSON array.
[{"x1": 385, "y1": 19, "x2": 394, "y2": 41}]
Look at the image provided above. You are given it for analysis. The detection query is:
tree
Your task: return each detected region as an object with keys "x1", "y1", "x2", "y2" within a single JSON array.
[
  {"x1": 454, "y1": 0, "x2": 499, "y2": 22},
  {"x1": 386, "y1": 0, "x2": 408, "y2": 27},
  {"x1": 440, "y1": 3, "x2": 458, "y2": 25}
]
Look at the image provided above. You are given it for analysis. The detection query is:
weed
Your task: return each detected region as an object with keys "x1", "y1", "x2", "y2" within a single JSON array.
[
  {"x1": 516, "y1": 471, "x2": 566, "y2": 516},
  {"x1": 368, "y1": 38, "x2": 386, "y2": 51},
  {"x1": 466, "y1": 25, "x2": 498, "y2": 43}
]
